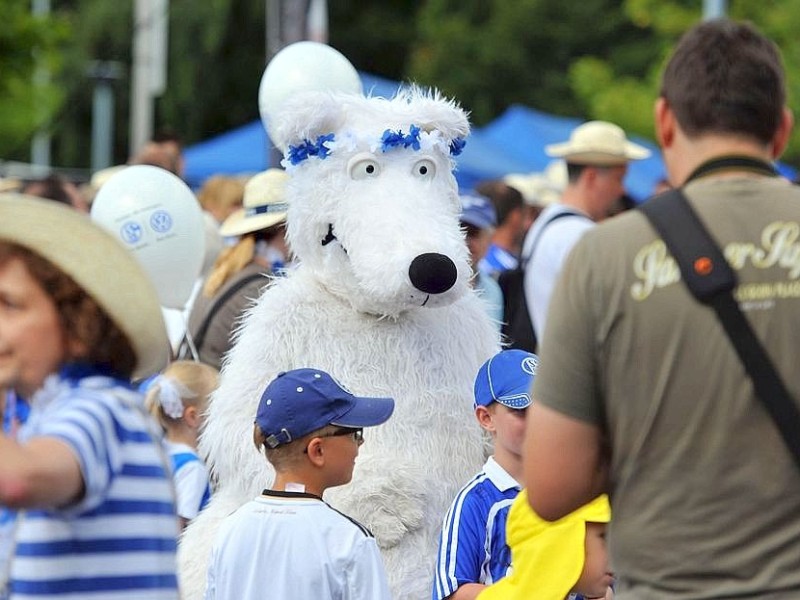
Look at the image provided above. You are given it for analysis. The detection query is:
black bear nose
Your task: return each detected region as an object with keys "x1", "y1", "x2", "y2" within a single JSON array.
[{"x1": 408, "y1": 253, "x2": 457, "y2": 295}]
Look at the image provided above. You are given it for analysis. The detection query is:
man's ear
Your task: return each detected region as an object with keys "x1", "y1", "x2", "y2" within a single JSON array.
[
  {"x1": 654, "y1": 97, "x2": 675, "y2": 149},
  {"x1": 770, "y1": 107, "x2": 794, "y2": 159}
]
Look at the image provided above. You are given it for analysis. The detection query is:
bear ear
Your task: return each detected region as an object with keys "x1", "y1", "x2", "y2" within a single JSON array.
[
  {"x1": 270, "y1": 91, "x2": 347, "y2": 153},
  {"x1": 399, "y1": 86, "x2": 471, "y2": 142}
]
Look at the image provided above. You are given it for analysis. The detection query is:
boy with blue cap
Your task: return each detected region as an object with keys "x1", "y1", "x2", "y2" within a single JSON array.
[
  {"x1": 433, "y1": 349, "x2": 539, "y2": 600},
  {"x1": 205, "y1": 368, "x2": 395, "y2": 600}
]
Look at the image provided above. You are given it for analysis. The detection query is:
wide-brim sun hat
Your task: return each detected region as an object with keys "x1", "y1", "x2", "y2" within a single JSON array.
[
  {"x1": 0, "y1": 193, "x2": 169, "y2": 379},
  {"x1": 503, "y1": 172, "x2": 562, "y2": 207},
  {"x1": 220, "y1": 168, "x2": 289, "y2": 237},
  {"x1": 545, "y1": 120, "x2": 651, "y2": 166}
]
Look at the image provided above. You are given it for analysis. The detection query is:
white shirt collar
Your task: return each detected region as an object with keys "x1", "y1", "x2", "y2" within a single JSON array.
[{"x1": 483, "y1": 456, "x2": 521, "y2": 492}]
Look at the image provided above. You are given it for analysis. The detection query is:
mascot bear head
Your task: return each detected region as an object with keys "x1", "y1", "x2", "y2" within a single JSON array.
[{"x1": 272, "y1": 88, "x2": 473, "y2": 317}]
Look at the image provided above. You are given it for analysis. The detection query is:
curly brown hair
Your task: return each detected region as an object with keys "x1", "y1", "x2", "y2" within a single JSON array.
[{"x1": 0, "y1": 242, "x2": 137, "y2": 378}]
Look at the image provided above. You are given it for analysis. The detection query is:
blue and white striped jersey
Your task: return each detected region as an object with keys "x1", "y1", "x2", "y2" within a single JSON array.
[
  {"x1": 9, "y1": 373, "x2": 179, "y2": 599},
  {"x1": 432, "y1": 457, "x2": 521, "y2": 600},
  {"x1": 166, "y1": 441, "x2": 211, "y2": 520}
]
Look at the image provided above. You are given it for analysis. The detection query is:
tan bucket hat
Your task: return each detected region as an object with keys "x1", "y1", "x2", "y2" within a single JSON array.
[
  {"x1": 0, "y1": 193, "x2": 169, "y2": 378},
  {"x1": 545, "y1": 120, "x2": 651, "y2": 166},
  {"x1": 219, "y1": 169, "x2": 289, "y2": 237}
]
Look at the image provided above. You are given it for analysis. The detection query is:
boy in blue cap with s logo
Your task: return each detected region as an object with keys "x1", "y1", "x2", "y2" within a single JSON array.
[
  {"x1": 205, "y1": 368, "x2": 395, "y2": 600},
  {"x1": 433, "y1": 349, "x2": 539, "y2": 600}
]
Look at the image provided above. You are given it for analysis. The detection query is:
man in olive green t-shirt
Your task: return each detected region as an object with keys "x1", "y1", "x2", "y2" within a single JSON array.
[{"x1": 523, "y1": 19, "x2": 800, "y2": 600}]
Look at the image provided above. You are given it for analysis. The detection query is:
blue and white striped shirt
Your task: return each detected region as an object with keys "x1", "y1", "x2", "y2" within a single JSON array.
[
  {"x1": 433, "y1": 457, "x2": 520, "y2": 600},
  {"x1": 9, "y1": 373, "x2": 179, "y2": 599}
]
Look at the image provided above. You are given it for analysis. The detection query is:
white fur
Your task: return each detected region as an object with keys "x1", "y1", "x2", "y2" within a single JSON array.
[{"x1": 179, "y1": 89, "x2": 499, "y2": 600}]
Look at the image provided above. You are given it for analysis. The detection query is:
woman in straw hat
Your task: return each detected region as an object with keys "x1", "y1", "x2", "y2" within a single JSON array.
[
  {"x1": 0, "y1": 194, "x2": 178, "y2": 598},
  {"x1": 185, "y1": 168, "x2": 289, "y2": 370}
]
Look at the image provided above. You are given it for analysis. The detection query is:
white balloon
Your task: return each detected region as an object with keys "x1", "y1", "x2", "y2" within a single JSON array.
[
  {"x1": 258, "y1": 41, "x2": 362, "y2": 149},
  {"x1": 91, "y1": 165, "x2": 206, "y2": 309}
]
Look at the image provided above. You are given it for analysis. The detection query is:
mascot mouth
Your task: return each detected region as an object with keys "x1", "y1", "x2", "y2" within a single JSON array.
[
  {"x1": 321, "y1": 223, "x2": 347, "y2": 254},
  {"x1": 321, "y1": 225, "x2": 456, "y2": 308}
]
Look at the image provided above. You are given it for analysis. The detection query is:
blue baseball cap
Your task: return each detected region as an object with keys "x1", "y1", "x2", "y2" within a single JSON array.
[
  {"x1": 474, "y1": 350, "x2": 539, "y2": 409},
  {"x1": 255, "y1": 368, "x2": 395, "y2": 448},
  {"x1": 459, "y1": 192, "x2": 497, "y2": 230}
]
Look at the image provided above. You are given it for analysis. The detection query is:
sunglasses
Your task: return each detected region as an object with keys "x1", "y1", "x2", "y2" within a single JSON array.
[{"x1": 303, "y1": 427, "x2": 364, "y2": 453}]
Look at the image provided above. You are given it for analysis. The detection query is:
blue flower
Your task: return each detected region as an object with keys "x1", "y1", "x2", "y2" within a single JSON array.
[
  {"x1": 380, "y1": 125, "x2": 422, "y2": 153},
  {"x1": 287, "y1": 133, "x2": 337, "y2": 165},
  {"x1": 449, "y1": 137, "x2": 466, "y2": 156}
]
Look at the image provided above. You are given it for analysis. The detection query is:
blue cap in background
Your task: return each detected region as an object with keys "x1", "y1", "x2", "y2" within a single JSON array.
[{"x1": 459, "y1": 192, "x2": 497, "y2": 230}]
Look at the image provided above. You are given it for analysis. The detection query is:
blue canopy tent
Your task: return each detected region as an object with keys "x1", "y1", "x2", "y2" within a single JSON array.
[
  {"x1": 184, "y1": 77, "x2": 795, "y2": 200},
  {"x1": 473, "y1": 105, "x2": 666, "y2": 201}
]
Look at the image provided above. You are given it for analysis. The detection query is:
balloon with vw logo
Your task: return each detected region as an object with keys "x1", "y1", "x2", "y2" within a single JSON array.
[{"x1": 91, "y1": 165, "x2": 205, "y2": 309}]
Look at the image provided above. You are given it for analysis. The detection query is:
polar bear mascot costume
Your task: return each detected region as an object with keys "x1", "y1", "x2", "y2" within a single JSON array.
[{"x1": 179, "y1": 84, "x2": 499, "y2": 599}]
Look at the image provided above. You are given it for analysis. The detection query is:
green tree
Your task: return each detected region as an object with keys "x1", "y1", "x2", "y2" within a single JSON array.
[
  {"x1": 38, "y1": 0, "x2": 421, "y2": 170},
  {"x1": 0, "y1": 1, "x2": 69, "y2": 160},
  {"x1": 409, "y1": 0, "x2": 657, "y2": 125},
  {"x1": 569, "y1": 0, "x2": 800, "y2": 163}
]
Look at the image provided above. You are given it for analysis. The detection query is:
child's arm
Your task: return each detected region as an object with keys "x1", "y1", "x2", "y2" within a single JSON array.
[{"x1": 448, "y1": 582, "x2": 486, "y2": 599}]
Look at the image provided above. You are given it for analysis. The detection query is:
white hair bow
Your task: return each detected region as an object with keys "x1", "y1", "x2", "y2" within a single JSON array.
[{"x1": 154, "y1": 375, "x2": 187, "y2": 419}]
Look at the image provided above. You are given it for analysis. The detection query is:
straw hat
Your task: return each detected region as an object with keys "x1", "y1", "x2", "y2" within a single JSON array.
[
  {"x1": 0, "y1": 193, "x2": 169, "y2": 378},
  {"x1": 89, "y1": 165, "x2": 126, "y2": 192},
  {"x1": 219, "y1": 169, "x2": 289, "y2": 237},
  {"x1": 545, "y1": 120, "x2": 651, "y2": 166},
  {"x1": 504, "y1": 174, "x2": 556, "y2": 207},
  {"x1": 0, "y1": 177, "x2": 21, "y2": 193}
]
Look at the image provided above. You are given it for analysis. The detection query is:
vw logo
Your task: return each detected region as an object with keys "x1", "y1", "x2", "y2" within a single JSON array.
[
  {"x1": 150, "y1": 210, "x2": 173, "y2": 233},
  {"x1": 120, "y1": 221, "x2": 143, "y2": 244}
]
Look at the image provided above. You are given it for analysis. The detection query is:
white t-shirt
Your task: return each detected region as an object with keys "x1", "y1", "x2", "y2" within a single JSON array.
[
  {"x1": 205, "y1": 491, "x2": 391, "y2": 600},
  {"x1": 521, "y1": 203, "x2": 593, "y2": 339}
]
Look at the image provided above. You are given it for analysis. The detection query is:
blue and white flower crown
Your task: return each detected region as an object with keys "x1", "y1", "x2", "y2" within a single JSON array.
[{"x1": 282, "y1": 124, "x2": 466, "y2": 169}]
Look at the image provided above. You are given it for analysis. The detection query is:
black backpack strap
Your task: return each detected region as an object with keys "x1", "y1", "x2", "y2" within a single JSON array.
[
  {"x1": 520, "y1": 208, "x2": 591, "y2": 268},
  {"x1": 639, "y1": 189, "x2": 800, "y2": 470},
  {"x1": 186, "y1": 272, "x2": 265, "y2": 356}
]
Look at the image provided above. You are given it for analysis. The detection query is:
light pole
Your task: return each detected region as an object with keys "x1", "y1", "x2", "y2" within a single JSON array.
[
  {"x1": 130, "y1": 0, "x2": 169, "y2": 156},
  {"x1": 703, "y1": 0, "x2": 727, "y2": 19},
  {"x1": 31, "y1": 0, "x2": 51, "y2": 168},
  {"x1": 88, "y1": 61, "x2": 123, "y2": 172}
]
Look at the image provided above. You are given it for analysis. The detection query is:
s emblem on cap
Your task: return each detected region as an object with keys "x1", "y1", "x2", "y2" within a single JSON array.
[{"x1": 521, "y1": 356, "x2": 539, "y2": 376}]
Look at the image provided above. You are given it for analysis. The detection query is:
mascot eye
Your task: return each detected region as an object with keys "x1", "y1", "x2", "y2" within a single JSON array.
[
  {"x1": 348, "y1": 156, "x2": 381, "y2": 180},
  {"x1": 413, "y1": 159, "x2": 436, "y2": 180}
]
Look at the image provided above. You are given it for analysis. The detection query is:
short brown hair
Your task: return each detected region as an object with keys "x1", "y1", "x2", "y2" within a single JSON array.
[
  {"x1": 475, "y1": 181, "x2": 523, "y2": 226},
  {"x1": 253, "y1": 423, "x2": 338, "y2": 471},
  {"x1": 0, "y1": 242, "x2": 137, "y2": 378},
  {"x1": 661, "y1": 19, "x2": 785, "y2": 145}
]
